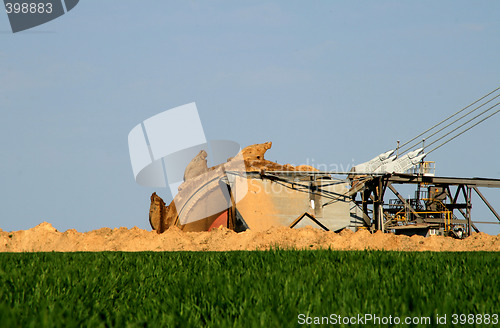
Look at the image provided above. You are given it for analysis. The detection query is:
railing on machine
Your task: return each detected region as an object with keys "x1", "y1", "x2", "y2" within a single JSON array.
[{"x1": 409, "y1": 161, "x2": 436, "y2": 176}]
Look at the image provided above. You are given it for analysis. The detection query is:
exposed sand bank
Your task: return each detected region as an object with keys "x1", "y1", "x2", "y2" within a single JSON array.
[{"x1": 1, "y1": 222, "x2": 499, "y2": 252}]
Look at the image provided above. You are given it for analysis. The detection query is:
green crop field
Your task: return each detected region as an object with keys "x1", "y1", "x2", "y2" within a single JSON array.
[{"x1": 0, "y1": 251, "x2": 499, "y2": 327}]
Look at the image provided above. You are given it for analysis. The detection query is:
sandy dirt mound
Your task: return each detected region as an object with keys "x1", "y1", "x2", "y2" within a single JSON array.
[{"x1": 1, "y1": 222, "x2": 499, "y2": 252}]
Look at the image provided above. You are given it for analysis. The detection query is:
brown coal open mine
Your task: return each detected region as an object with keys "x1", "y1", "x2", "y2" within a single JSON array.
[{"x1": 2, "y1": 142, "x2": 499, "y2": 252}]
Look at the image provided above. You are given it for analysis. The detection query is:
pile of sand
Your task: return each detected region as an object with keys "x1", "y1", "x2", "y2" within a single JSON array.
[{"x1": 1, "y1": 222, "x2": 499, "y2": 252}]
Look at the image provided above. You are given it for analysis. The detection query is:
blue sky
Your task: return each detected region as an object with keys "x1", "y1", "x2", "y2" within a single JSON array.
[{"x1": 1, "y1": 1, "x2": 499, "y2": 234}]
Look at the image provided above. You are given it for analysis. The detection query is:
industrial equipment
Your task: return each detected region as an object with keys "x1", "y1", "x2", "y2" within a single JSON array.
[{"x1": 147, "y1": 87, "x2": 500, "y2": 238}]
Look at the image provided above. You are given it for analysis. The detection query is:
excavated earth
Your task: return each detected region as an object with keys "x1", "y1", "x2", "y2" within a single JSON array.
[{"x1": 1, "y1": 222, "x2": 499, "y2": 252}]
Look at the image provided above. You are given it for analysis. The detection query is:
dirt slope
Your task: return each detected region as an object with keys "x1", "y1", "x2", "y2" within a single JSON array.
[{"x1": 1, "y1": 222, "x2": 499, "y2": 252}]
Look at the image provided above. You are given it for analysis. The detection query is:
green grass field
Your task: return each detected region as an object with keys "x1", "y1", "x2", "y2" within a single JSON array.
[{"x1": 0, "y1": 251, "x2": 499, "y2": 327}]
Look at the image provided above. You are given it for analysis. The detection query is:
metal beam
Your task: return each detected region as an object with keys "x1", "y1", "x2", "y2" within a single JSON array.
[
  {"x1": 473, "y1": 187, "x2": 500, "y2": 222},
  {"x1": 289, "y1": 212, "x2": 329, "y2": 231},
  {"x1": 362, "y1": 188, "x2": 371, "y2": 229},
  {"x1": 387, "y1": 183, "x2": 422, "y2": 218},
  {"x1": 420, "y1": 218, "x2": 467, "y2": 224},
  {"x1": 388, "y1": 174, "x2": 500, "y2": 188},
  {"x1": 444, "y1": 184, "x2": 477, "y2": 234},
  {"x1": 456, "y1": 207, "x2": 480, "y2": 233},
  {"x1": 466, "y1": 187, "x2": 472, "y2": 236},
  {"x1": 422, "y1": 218, "x2": 500, "y2": 225},
  {"x1": 354, "y1": 202, "x2": 372, "y2": 227},
  {"x1": 248, "y1": 171, "x2": 500, "y2": 188}
]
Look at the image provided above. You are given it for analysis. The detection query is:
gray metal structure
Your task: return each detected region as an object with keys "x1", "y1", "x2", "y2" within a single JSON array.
[
  {"x1": 351, "y1": 173, "x2": 500, "y2": 237},
  {"x1": 249, "y1": 169, "x2": 500, "y2": 238}
]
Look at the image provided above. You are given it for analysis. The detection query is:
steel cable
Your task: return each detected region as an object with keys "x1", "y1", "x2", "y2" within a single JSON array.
[
  {"x1": 398, "y1": 87, "x2": 500, "y2": 152},
  {"x1": 399, "y1": 91, "x2": 500, "y2": 154},
  {"x1": 426, "y1": 102, "x2": 500, "y2": 155}
]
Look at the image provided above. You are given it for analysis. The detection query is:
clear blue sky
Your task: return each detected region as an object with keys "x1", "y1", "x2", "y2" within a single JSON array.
[{"x1": 1, "y1": 1, "x2": 499, "y2": 234}]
